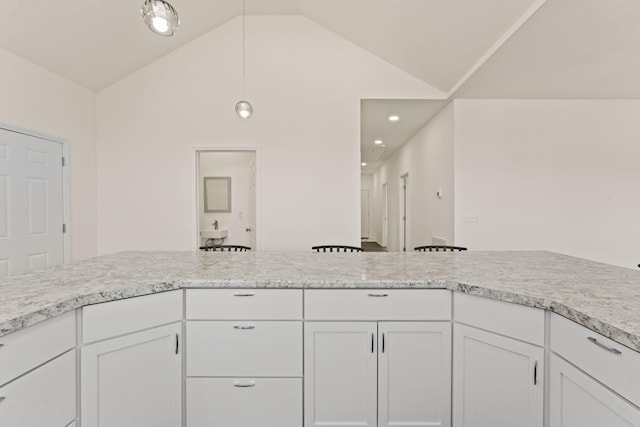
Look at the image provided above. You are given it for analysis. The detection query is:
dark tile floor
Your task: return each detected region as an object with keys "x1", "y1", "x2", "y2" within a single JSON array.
[{"x1": 361, "y1": 241, "x2": 388, "y2": 252}]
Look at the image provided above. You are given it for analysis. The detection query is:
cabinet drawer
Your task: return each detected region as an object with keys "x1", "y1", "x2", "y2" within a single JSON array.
[
  {"x1": 187, "y1": 377, "x2": 302, "y2": 427},
  {"x1": 0, "y1": 311, "x2": 75, "y2": 387},
  {"x1": 454, "y1": 293, "x2": 544, "y2": 346},
  {"x1": 82, "y1": 290, "x2": 182, "y2": 343},
  {"x1": 0, "y1": 351, "x2": 76, "y2": 427},
  {"x1": 186, "y1": 289, "x2": 302, "y2": 320},
  {"x1": 304, "y1": 289, "x2": 451, "y2": 320},
  {"x1": 187, "y1": 321, "x2": 302, "y2": 377},
  {"x1": 550, "y1": 314, "x2": 640, "y2": 407}
]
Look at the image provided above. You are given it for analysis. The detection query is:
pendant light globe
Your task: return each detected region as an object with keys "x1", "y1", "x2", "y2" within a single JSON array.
[
  {"x1": 235, "y1": 101, "x2": 253, "y2": 119},
  {"x1": 141, "y1": 0, "x2": 180, "y2": 36}
]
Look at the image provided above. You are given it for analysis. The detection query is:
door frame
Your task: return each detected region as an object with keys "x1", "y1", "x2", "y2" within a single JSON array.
[
  {"x1": 191, "y1": 146, "x2": 261, "y2": 251},
  {"x1": 399, "y1": 172, "x2": 409, "y2": 252},
  {"x1": 381, "y1": 182, "x2": 388, "y2": 248},
  {"x1": 0, "y1": 121, "x2": 71, "y2": 264}
]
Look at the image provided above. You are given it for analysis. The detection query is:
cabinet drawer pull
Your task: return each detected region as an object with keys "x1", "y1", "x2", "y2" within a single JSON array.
[
  {"x1": 0, "y1": 396, "x2": 5, "y2": 404},
  {"x1": 533, "y1": 360, "x2": 538, "y2": 385},
  {"x1": 234, "y1": 325, "x2": 255, "y2": 330},
  {"x1": 371, "y1": 332, "x2": 375, "y2": 353},
  {"x1": 234, "y1": 381, "x2": 256, "y2": 388},
  {"x1": 382, "y1": 332, "x2": 386, "y2": 353},
  {"x1": 175, "y1": 334, "x2": 179, "y2": 355},
  {"x1": 233, "y1": 292, "x2": 255, "y2": 297},
  {"x1": 587, "y1": 337, "x2": 622, "y2": 355},
  {"x1": 367, "y1": 293, "x2": 389, "y2": 297}
]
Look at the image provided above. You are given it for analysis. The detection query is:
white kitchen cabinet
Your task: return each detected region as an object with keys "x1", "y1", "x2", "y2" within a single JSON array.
[
  {"x1": 187, "y1": 377, "x2": 302, "y2": 427},
  {"x1": 378, "y1": 322, "x2": 452, "y2": 427},
  {"x1": 304, "y1": 321, "x2": 451, "y2": 427},
  {"x1": 550, "y1": 354, "x2": 640, "y2": 427},
  {"x1": 81, "y1": 322, "x2": 182, "y2": 427},
  {"x1": 0, "y1": 350, "x2": 76, "y2": 427},
  {"x1": 453, "y1": 323, "x2": 543, "y2": 427},
  {"x1": 305, "y1": 322, "x2": 378, "y2": 427}
]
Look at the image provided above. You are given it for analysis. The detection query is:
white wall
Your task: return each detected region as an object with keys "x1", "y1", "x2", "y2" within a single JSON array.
[
  {"x1": 0, "y1": 47, "x2": 97, "y2": 261},
  {"x1": 372, "y1": 102, "x2": 455, "y2": 251},
  {"x1": 96, "y1": 16, "x2": 441, "y2": 254},
  {"x1": 198, "y1": 152, "x2": 253, "y2": 247},
  {"x1": 455, "y1": 99, "x2": 640, "y2": 269}
]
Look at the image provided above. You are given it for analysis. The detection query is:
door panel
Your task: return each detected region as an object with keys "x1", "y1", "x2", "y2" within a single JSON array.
[
  {"x1": 81, "y1": 323, "x2": 182, "y2": 427},
  {"x1": 379, "y1": 322, "x2": 452, "y2": 427},
  {"x1": 304, "y1": 322, "x2": 377, "y2": 427},
  {"x1": 453, "y1": 323, "x2": 543, "y2": 427},
  {"x1": 0, "y1": 128, "x2": 63, "y2": 276},
  {"x1": 550, "y1": 354, "x2": 640, "y2": 427}
]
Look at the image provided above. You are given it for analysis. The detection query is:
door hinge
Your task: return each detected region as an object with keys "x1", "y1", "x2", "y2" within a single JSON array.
[
  {"x1": 62, "y1": 157, "x2": 66, "y2": 167},
  {"x1": 62, "y1": 224, "x2": 67, "y2": 233}
]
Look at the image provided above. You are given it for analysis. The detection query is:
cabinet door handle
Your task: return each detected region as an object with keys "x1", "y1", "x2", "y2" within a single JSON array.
[
  {"x1": 382, "y1": 333, "x2": 386, "y2": 353},
  {"x1": 371, "y1": 333, "x2": 375, "y2": 353},
  {"x1": 175, "y1": 334, "x2": 179, "y2": 355},
  {"x1": 587, "y1": 337, "x2": 622, "y2": 355},
  {"x1": 233, "y1": 292, "x2": 255, "y2": 297},
  {"x1": 234, "y1": 381, "x2": 256, "y2": 388},
  {"x1": 367, "y1": 293, "x2": 388, "y2": 297},
  {"x1": 0, "y1": 396, "x2": 6, "y2": 404},
  {"x1": 234, "y1": 325, "x2": 255, "y2": 330},
  {"x1": 533, "y1": 360, "x2": 538, "y2": 385}
]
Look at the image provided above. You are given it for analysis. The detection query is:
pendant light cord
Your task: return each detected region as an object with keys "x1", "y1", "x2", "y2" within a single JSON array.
[{"x1": 242, "y1": 0, "x2": 246, "y2": 98}]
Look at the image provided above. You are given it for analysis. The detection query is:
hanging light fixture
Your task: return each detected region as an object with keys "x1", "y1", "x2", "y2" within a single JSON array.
[
  {"x1": 141, "y1": 0, "x2": 180, "y2": 37},
  {"x1": 235, "y1": 0, "x2": 253, "y2": 118}
]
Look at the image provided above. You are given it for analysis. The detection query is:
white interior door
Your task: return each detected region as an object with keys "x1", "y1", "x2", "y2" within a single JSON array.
[
  {"x1": 0, "y1": 128, "x2": 64, "y2": 276},
  {"x1": 361, "y1": 189, "x2": 369, "y2": 240},
  {"x1": 382, "y1": 183, "x2": 388, "y2": 247},
  {"x1": 248, "y1": 155, "x2": 257, "y2": 249},
  {"x1": 399, "y1": 174, "x2": 409, "y2": 252}
]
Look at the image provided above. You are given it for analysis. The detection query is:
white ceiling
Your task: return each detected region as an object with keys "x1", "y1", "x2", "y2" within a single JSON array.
[
  {"x1": 360, "y1": 100, "x2": 448, "y2": 174},
  {"x1": 2, "y1": 0, "x2": 640, "y2": 173}
]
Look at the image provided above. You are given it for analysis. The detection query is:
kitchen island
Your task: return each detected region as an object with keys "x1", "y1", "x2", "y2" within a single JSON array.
[{"x1": 1, "y1": 250, "x2": 639, "y2": 427}]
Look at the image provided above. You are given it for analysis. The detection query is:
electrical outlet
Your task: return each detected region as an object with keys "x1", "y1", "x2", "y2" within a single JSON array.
[{"x1": 463, "y1": 214, "x2": 480, "y2": 223}]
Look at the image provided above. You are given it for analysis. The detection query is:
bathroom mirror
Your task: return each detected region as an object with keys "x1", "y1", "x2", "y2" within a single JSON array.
[{"x1": 204, "y1": 177, "x2": 231, "y2": 213}]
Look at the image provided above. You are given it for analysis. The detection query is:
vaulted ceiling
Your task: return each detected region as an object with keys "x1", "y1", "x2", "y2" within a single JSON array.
[{"x1": 2, "y1": 0, "x2": 639, "y2": 170}]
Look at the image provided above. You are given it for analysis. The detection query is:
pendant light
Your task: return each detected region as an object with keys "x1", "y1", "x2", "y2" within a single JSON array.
[
  {"x1": 235, "y1": 0, "x2": 253, "y2": 118},
  {"x1": 141, "y1": 0, "x2": 180, "y2": 37}
]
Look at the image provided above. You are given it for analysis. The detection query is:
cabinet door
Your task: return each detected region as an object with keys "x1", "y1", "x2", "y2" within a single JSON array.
[
  {"x1": 304, "y1": 322, "x2": 377, "y2": 427},
  {"x1": 550, "y1": 354, "x2": 640, "y2": 427},
  {"x1": 0, "y1": 351, "x2": 75, "y2": 427},
  {"x1": 81, "y1": 322, "x2": 182, "y2": 427},
  {"x1": 379, "y1": 322, "x2": 451, "y2": 427},
  {"x1": 453, "y1": 323, "x2": 543, "y2": 427}
]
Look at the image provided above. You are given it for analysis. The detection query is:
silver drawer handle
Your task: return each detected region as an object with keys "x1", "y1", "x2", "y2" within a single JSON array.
[
  {"x1": 234, "y1": 381, "x2": 256, "y2": 388},
  {"x1": 233, "y1": 292, "x2": 255, "y2": 297},
  {"x1": 588, "y1": 337, "x2": 622, "y2": 355},
  {"x1": 233, "y1": 325, "x2": 255, "y2": 330},
  {"x1": 368, "y1": 293, "x2": 389, "y2": 297},
  {"x1": 0, "y1": 396, "x2": 6, "y2": 404}
]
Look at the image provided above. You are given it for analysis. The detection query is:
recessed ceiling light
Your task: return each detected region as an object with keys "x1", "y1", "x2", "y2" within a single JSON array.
[
  {"x1": 361, "y1": 162, "x2": 367, "y2": 166},
  {"x1": 388, "y1": 115, "x2": 400, "y2": 122},
  {"x1": 374, "y1": 140, "x2": 383, "y2": 145}
]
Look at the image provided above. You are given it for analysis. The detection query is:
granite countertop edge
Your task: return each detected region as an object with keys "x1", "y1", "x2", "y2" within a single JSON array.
[{"x1": 2, "y1": 277, "x2": 639, "y2": 353}]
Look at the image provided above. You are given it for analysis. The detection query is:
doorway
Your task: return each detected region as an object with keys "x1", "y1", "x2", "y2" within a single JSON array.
[
  {"x1": 381, "y1": 183, "x2": 388, "y2": 248},
  {"x1": 0, "y1": 124, "x2": 68, "y2": 276},
  {"x1": 400, "y1": 173, "x2": 409, "y2": 252},
  {"x1": 195, "y1": 150, "x2": 258, "y2": 250},
  {"x1": 361, "y1": 189, "x2": 370, "y2": 240}
]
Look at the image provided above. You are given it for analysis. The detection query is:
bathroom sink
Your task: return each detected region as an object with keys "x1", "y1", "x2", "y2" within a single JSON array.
[{"x1": 201, "y1": 228, "x2": 228, "y2": 239}]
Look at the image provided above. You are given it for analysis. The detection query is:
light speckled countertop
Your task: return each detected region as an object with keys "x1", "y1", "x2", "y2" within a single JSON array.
[{"x1": 1, "y1": 251, "x2": 639, "y2": 351}]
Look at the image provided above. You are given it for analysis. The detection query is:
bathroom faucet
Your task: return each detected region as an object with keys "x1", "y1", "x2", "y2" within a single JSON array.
[{"x1": 213, "y1": 220, "x2": 218, "y2": 230}]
